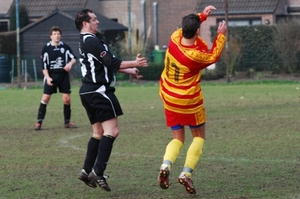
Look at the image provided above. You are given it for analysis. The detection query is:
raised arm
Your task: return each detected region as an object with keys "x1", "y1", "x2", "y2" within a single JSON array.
[
  {"x1": 119, "y1": 54, "x2": 148, "y2": 69},
  {"x1": 197, "y1": 5, "x2": 216, "y2": 22}
]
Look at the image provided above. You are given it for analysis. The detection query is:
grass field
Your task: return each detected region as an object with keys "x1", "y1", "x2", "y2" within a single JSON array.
[{"x1": 0, "y1": 80, "x2": 299, "y2": 199}]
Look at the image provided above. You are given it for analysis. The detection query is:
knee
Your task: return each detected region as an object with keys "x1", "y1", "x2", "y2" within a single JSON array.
[
  {"x1": 92, "y1": 132, "x2": 102, "y2": 140},
  {"x1": 41, "y1": 94, "x2": 51, "y2": 104},
  {"x1": 63, "y1": 97, "x2": 71, "y2": 104},
  {"x1": 111, "y1": 128, "x2": 119, "y2": 138},
  {"x1": 104, "y1": 127, "x2": 119, "y2": 138}
]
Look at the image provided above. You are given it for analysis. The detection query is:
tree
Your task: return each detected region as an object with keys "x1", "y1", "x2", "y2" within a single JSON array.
[
  {"x1": 9, "y1": 5, "x2": 30, "y2": 31},
  {"x1": 273, "y1": 18, "x2": 300, "y2": 73}
]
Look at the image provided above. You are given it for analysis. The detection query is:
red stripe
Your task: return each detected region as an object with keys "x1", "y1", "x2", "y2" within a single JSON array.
[
  {"x1": 160, "y1": 82, "x2": 200, "y2": 100},
  {"x1": 160, "y1": 77, "x2": 200, "y2": 90},
  {"x1": 161, "y1": 93, "x2": 203, "y2": 109},
  {"x1": 168, "y1": 40, "x2": 200, "y2": 68}
]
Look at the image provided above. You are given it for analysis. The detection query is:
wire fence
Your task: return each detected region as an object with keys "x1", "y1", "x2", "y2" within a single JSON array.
[{"x1": 0, "y1": 54, "x2": 84, "y2": 84}]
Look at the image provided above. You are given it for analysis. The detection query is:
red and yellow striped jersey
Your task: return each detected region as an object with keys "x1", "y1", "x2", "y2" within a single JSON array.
[{"x1": 160, "y1": 28, "x2": 226, "y2": 114}]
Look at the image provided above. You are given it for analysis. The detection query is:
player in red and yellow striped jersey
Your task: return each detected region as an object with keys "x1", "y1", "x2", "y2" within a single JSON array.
[{"x1": 158, "y1": 5, "x2": 227, "y2": 194}]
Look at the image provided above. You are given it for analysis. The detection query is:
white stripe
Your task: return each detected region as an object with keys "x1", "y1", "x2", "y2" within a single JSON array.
[
  {"x1": 43, "y1": 52, "x2": 49, "y2": 69},
  {"x1": 59, "y1": 133, "x2": 300, "y2": 164},
  {"x1": 87, "y1": 53, "x2": 97, "y2": 83},
  {"x1": 95, "y1": 85, "x2": 117, "y2": 116}
]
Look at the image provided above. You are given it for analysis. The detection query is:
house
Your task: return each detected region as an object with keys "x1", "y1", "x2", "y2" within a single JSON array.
[
  {"x1": 85, "y1": 0, "x2": 200, "y2": 50},
  {"x1": 0, "y1": 0, "x2": 203, "y2": 50},
  {"x1": 195, "y1": 0, "x2": 300, "y2": 46},
  {"x1": 2, "y1": 0, "x2": 299, "y2": 50},
  {"x1": 85, "y1": 0, "x2": 300, "y2": 49},
  {"x1": 1, "y1": 0, "x2": 300, "y2": 79},
  {"x1": 0, "y1": 0, "x2": 13, "y2": 32},
  {"x1": 0, "y1": 8, "x2": 128, "y2": 80},
  {"x1": 20, "y1": 9, "x2": 127, "y2": 55}
]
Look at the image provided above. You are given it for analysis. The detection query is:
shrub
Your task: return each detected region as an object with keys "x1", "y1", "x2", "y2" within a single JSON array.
[{"x1": 138, "y1": 62, "x2": 163, "y2": 80}]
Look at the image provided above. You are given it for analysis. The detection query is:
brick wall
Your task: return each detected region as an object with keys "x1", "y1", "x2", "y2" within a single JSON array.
[
  {"x1": 85, "y1": 0, "x2": 294, "y2": 52},
  {"x1": 287, "y1": 0, "x2": 300, "y2": 6},
  {"x1": 145, "y1": 0, "x2": 198, "y2": 48},
  {"x1": 87, "y1": 0, "x2": 198, "y2": 50}
]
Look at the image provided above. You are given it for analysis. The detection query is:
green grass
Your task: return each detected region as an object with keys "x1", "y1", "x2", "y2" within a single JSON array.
[{"x1": 0, "y1": 81, "x2": 299, "y2": 199}]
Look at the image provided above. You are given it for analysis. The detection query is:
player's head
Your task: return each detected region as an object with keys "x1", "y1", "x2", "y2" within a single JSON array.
[
  {"x1": 49, "y1": 26, "x2": 61, "y2": 43},
  {"x1": 75, "y1": 8, "x2": 99, "y2": 34},
  {"x1": 182, "y1": 14, "x2": 201, "y2": 39},
  {"x1": 50, "y1": 26, "x2": 61, "y2": 35}
]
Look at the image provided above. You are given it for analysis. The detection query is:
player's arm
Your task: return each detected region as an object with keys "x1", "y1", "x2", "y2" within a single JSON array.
[
  {"x1": 64, "y1": 58, "x2": 76, "y2": 72},
  {"x1": 93, "y1": 36, "x2": 147, "y2": 71},
  {"x1": 197, "y1": 5, "x2": 216, "y2": 22},
  {"x1": 40, "y1": 47, "x2": 53, "y2": 86},
  {"x1": 192, "y1": 20, "x2": 227, "y2": 68},
  {"x1": 64, "y1": 45, "x2": 77, "y2": 72},
  {"x1": 118, "y1": 68, "x2": 143, "y2": 80},
  {"x1": 119, "y1": 54, "x2": 148, "y2": 69},
  {"x1": 42, "y1": 69, "x2": 53, "y2": 86},
  {"x1": 98, "y1": 44, "x2": 147, "y2": 71}
]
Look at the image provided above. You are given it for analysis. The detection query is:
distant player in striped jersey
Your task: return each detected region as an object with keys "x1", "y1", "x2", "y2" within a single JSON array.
[
  {"x1": 34, "y1": 26, "x2": 77, "y2": 130},
  {"x1": 158, "y1": 5, "x2": 227, "y2": 194}
]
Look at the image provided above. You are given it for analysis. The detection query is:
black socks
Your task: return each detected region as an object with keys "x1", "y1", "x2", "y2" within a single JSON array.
[
  {"x1": 83, "y1": 137, "x2": 100, "y2": 174},
  {"x1": 94, "y1": 135, "x2": 115, "y2": 176},
  {"x1": 64, "y1": 104, "x2": 71, "y2": 124},
  {"x1": 37, "y1": 103, "x2": 47, "y2": 123}
]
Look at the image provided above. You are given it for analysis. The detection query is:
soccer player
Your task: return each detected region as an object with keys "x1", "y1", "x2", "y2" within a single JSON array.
[
  {"x1": 75, "y1": 9, "x2": 147, "y2": 191},
  {"x1": 34, "y1": 26, "x2": 77, "y2": 130},
  {"x1": 157, "y1": 5, "x2": 227, "y2": 194}
]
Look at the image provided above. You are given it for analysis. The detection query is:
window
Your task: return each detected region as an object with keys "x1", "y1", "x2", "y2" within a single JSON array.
[
  {"x1": 0, "y1": 21, "x2": 8, "y2": 32},
  {"x1": 217, "y1": 18, "x2": 261, "y2": 26}
]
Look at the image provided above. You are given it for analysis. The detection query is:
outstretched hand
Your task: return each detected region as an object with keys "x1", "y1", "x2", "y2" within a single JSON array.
[
  {"x1": 217, "y1": 20, "x2": 227, "y2": 35},
  {"x1": 203, "y1": 5, "x2": 216, "y2": 16},
  {"x1": 135, "y1": 54, "x2": 148, "y2": 67},
  {"x1": 127, "y1": 67, "x2": 143, "y2": 80}
]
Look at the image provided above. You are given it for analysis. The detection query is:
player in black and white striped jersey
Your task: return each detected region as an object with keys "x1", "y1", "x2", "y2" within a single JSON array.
[
  {"x1": 75, "y1": 8, "x2": 148, "y2": 191},
  {"x1": 34, "y1": 26, "x2": 77, "y2": 130}
]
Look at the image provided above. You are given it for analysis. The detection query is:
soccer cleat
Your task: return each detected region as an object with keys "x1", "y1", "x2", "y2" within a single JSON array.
[
  {"x1": 158, "y1": 167, "x2": 170, "y2": 189},
  {"x1": 34, "y1": 123, "x2": 42, "y2": 130},
  {"x1": 88, "y1": 170, "x2": 111, "y2": 191},
  {"x1": 64, "y1": 122, "x2": 77, "y2": 128},
  {"x1": 178, "y1": 172, "x2": 196, "y2": 194},
  {"x1": 78, "y1": 169, "x2": 97, "y2": 188}
]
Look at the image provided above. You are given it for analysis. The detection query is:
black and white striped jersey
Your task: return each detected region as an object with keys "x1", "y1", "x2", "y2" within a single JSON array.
[
  {"x1": 40, "y1": 41, "x2": 76, "y2": 72},
  {"x1": 78, "y1": 33, "x2": 122, "y2": 87}
]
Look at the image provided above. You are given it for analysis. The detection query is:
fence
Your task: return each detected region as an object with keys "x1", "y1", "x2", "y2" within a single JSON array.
[{"x1": 0, "y1": 54, "x2": 83, "y2": 84}]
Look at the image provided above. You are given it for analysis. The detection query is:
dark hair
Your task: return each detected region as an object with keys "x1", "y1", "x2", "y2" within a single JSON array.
[
  {"x1": 50, "y1": 26, "x2": 62, "y2": 35},
  {"x1": 75, "y1": 8, "x2": 93, "y2": 31},
  {"x1": 182, "y1": 14, "x2": 201, "y2": 39}
]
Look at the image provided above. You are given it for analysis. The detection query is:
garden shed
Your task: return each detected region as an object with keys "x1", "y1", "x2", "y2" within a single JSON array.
[{"x1": 19, "y1": 9, "x2": 127, "y2": 79}]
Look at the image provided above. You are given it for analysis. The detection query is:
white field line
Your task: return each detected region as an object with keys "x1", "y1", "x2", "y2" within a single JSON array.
[
  {"x1": 59, "y1": 133, "x2": 86, "y2": 151},
  {"x1": 59, "y1": 133, "x2": 300, "y2": 164}
]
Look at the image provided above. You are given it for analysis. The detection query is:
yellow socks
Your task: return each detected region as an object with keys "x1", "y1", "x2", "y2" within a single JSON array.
[
  {"x1": 161, "y1": 137, "x2": 204, "y2": 178},
  {"x1": 161, "y1": 139, "x2": 183, "y2": 169},
  {"x1": 183, "y1": 137, "x2": 205, "y2": 177}
]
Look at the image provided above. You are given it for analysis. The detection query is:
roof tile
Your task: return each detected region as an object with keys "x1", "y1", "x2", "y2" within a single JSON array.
[
  {"x1": 196, "y1": 0, "x2": 280, "y2": 14},
  {"x1": 12, "y1": 0, "x2": 87, "y2": 16}
]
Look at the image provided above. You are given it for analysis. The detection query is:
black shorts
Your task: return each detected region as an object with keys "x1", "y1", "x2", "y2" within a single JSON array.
[
  {"x1": 43, "y1": 72, "x2": 71, "y2": 94},
  {"x1": 79, "y1": 84, "x2": 123, "y2": 124}
]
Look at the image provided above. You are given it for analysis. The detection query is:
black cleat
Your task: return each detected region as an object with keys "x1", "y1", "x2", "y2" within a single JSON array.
[
  {"x1": 88, "y1": 170, "x2": 111, "y2": 191},
  {"x1": 78, "y1": 169, "x2": 97, "y2": 188},
  {"x1": 64, "y1": 122, "x2": 77, "y2": 128},
  {"x1": 34, "y1": 123, "x2": 42, "y2": 130}
]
